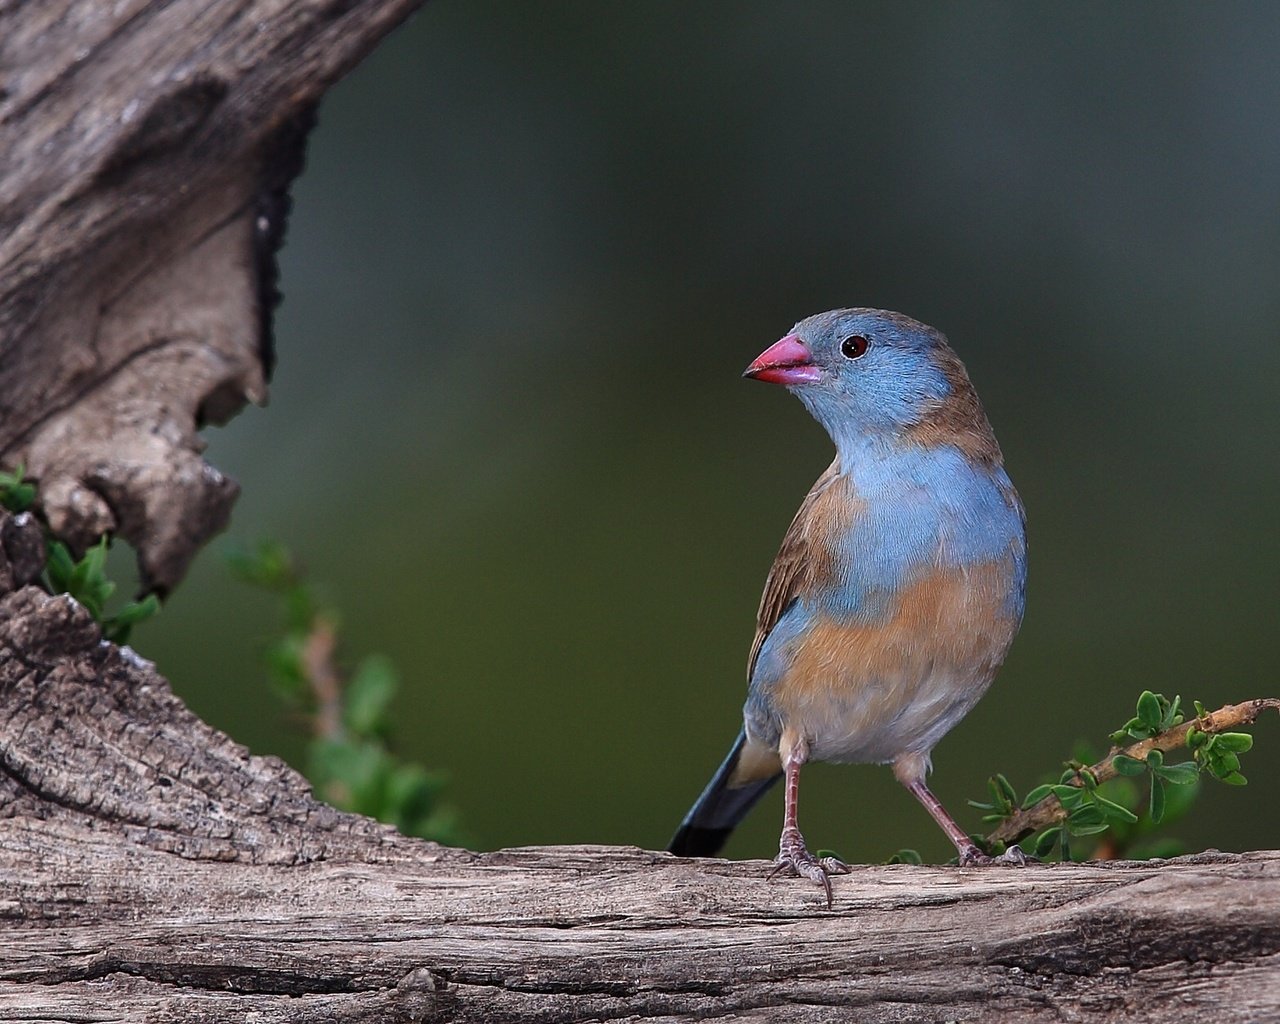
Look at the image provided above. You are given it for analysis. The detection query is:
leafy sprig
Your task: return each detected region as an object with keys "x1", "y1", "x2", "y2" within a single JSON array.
[
  {"x1": 2, "y1": 466, "x2": 159, "y2": 643},
  {"x1": 229, "y1": 541, "x2": 460, "y2": 844},
  {"x1": 971, "y1": 691, "x2": 1275, "y2": 862},
  {"x1": 0, "y1": 464, "x2": 36, "y2": 513}
]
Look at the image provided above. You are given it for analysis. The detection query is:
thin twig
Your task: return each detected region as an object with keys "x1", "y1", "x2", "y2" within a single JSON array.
[
  {"x1": 988, "y1": 698, "x2": 1280, "y2": 846},
  {"x1": 300, "y1": 614, "x2": 344, "y2": 742}
]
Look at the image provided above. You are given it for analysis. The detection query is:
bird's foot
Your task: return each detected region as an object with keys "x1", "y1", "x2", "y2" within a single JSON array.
[
  {"x1": 958, "y1": 842, "x2": 1037, "y2": 867},
  {"x1": 771, "y1": 826, "x2": 851, "y2": 907}
]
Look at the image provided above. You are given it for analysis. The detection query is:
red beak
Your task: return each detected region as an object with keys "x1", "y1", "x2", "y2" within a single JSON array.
[{"x1": 743, "y1": 335, "x2": 822, "y2": 386}]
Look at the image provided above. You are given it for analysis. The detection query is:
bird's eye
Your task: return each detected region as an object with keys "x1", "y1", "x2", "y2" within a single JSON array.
[{"x1": 840, "y1": 335, "x2": 869, "y2": 359}]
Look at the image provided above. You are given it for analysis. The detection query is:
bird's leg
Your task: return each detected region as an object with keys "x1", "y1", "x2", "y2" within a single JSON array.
[
  {"x1": 902, "y1": 777, "x2": 1034, "y2": 866},
  {"x1": 772, "y1": 737, "x2": 850, "y2": 906}
]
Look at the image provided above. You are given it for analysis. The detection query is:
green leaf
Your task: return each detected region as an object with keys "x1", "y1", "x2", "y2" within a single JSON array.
[
  {"x1": 1149, "y1": 776, "x2": 1166, "y2": 824},
  {"x1": 1032, "y1": 828, "x2": 1062, "y2": 858},
  {"x1": 343, "y1": 655, "x2": 399, "y2": 737},
  {"x1": 1213, "y1": 751, "x2": 1242, "y2": 774},
  {"x1": 1111, "y1": 754, "x2": 1147, "y2": 776},
  {"x1": 1049, "y1": 784, "x2": 1086, "y2": 809},
  {"x1": 1067, "y1": 804, "x2": 1104, "y2": 828},
  {"x1": 1160, "y1": 695, "x2": 1183, "y2": 731},
  {"x1": 46, "y1": 540, "x2": 75, "y2": 592},
  {"x1": 385, "y1": 763, "x2": 444, "y2": 835},
  {"x1": 1136, "y1": 691, "x2": 1163, "y2": 731},
  {"x1": 1092, "y1": 795, "x2": 1139, "y2": 824},
  {"x1": 103, "y1": 594, "x2": 161, "y2": 644},
  {"x1": 0, "y1": 464, "x2": 36, "y2": 513},
  {"x1": 1021, "y1": 783, "x2": 1055, "y2": 808},
  {"x1": 992, "y1": 773, "x2": 1017, "y2": 807},
  {"x1": 1152, "y1": 761, "x2": 1199, "y2": 786},
  {"x1": 1067, "y1": 821, "x2": 1110, "y2": 837},
  {"x1": 886, "y1": 848, "x2": 923, "y2": 866},
  {"x1": 264, "y1": 636, "x2": 307, "y2": 701},
  {"x1": 226, "y1": 540, "x2": 296, "y2": 590},
  {"x1": 64, "y1": 538, "x2": 114, "y2": 620},
  {"x1": 1214, "y1": 732, "x2": 1254, "y2": 753},
  {"x1": 1185, "y1": 727, "x2": 1207, "y2": 749},
  {"x1": 1219, "y1": 771, "x2": 1247, "y2": 786},
  {"x1": 1144, "y1": 748, "x2": 1164, "y2": 769}
]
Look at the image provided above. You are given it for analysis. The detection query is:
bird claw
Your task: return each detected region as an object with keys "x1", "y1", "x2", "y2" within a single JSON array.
[
  {"x1": 772, "y1": 826, "x2": 851, "y2": 907},
  {"x1": 958, "y1": 842, "x2": 1037, "y2": 867}
]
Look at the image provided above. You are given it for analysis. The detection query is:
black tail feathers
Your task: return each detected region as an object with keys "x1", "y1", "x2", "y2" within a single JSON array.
[{"x1": 668, "y1": 730, "x2": 781, "y2": 857}]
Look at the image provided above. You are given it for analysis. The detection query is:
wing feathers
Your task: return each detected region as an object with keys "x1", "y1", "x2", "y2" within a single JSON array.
[{"x1": 748, "y1": 458, "x2": 844, "y2": 680}]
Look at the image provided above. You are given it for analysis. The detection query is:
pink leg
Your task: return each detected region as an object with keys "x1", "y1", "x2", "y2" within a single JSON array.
[
  {"x1": 904, "y1": 778, "x2": 1033, "y2": 866},
  {"x1": 773, "y1": 738, "x2": 851, "y2": 906}
]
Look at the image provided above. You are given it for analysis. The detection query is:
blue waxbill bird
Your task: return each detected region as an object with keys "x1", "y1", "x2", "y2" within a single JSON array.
[{"x1": 669, "y1": 308, "x2": 1030, "y2": 904}]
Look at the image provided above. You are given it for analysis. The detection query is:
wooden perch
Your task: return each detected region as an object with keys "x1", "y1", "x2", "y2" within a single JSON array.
[{"x1": 2, "y1": 2, "x2": 1279, "y2": 1021}]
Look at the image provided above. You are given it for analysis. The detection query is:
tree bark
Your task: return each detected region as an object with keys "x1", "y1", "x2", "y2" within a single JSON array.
[
  {"x1": 0, "y1": 0, "x2": 422, "y2": 593},
  {"x1": 2, "y1": 3, "x2": 1279, "y2": 1022}
]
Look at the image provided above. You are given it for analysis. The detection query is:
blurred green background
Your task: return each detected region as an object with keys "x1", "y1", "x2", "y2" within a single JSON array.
[{"x1": 145, "y1": 1, "x2": 1279, "y2": 861}]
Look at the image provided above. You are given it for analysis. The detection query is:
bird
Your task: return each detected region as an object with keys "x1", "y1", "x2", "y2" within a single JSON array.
[{"x1": 668, "y1": 308, "x2": 1029, "y2": 903}]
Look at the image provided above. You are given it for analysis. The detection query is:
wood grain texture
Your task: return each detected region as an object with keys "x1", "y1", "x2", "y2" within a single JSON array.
[
  {"x1": 1, "y1": 532, "x2": 1278, "y2": 1022},
  {"x1": 0, "y1": 0, "x2": 422, "y2": 591}
]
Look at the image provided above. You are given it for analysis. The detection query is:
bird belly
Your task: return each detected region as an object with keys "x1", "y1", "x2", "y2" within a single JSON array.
[{"x1": 749, "y1": 560, "x2": 1019, "y2": 765}]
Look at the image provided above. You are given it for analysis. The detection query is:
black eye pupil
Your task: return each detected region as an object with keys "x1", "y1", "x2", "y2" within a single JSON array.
[{"x1": 841, "y1": 335, "x2": 869, "y2": 359}]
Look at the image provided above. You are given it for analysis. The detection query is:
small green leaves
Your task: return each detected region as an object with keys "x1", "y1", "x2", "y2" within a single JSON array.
[
  {"x1": 885, "y1": 848, "x2": 923, "y2": 865},
  {"x1": 1093, "y1": 794, "x2": 1139, "y2": 824},
  {"x1": 343, "y1": 655, "x2": 398, "y2": 738},
  {"x1": 49, "y1": 537, "x2": 144, "y2": 630},
  {"x1": 233, "y1": 542, "x2": 460, "y2": 845},
  {"x1": 1111, "y1": 754, "x2": 1147, "y2": 776},
  {"x1": 1149, "y1": 776, "x2": 1166, "y2": 823},
  {"x1": 1, "y1": 472, "x2": 161, "y2": 644},
  {"x1": 0, "y1": 464, "x2": 36, "y2": 513},
  {"x1": 47, "y1": 538, "x2": 115, "y2": 618},
  {"x1": 1189, "y1": 724, "x2": 1253, "y2": 785},
  {"x1": 1152, "y1": 761, "x2": 1199, "y2": 786},
  {"x1": 1137, "y1": 691, "x2": 1163, "y2": 731},
  {"x1": 1109, "y1": 691, "x2": 1184, "y2": 743},
  {"x1": 1215, "y1": 733, "x2": 1254, "y2": 753},
  {"x1": 1192, "y1": 731, "x2": 1252, "y2": 786},
  {"x1": 968, "y1": 773, "x2": 1019, "y2": 823},
  {"x1": 41, "y1": 537, "x2": 161, "y2": 644},
  {"x1": 979, "y1": 688, "x2": 1265, "y2": 863},
  {"x1": 103, "y1": 594, "x2": 161, "y2": 645},
  {"x1": 1032, "y1": 827, "x2": 1062, "y2": 858},
  {"x1": 1021, "y1": 783, "x2": 1055, "y2": 808}
]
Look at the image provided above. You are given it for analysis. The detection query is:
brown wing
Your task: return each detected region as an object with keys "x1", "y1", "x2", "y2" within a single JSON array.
[{"x1": 747, "y1": 457, "x2": 842, "y2": 680}]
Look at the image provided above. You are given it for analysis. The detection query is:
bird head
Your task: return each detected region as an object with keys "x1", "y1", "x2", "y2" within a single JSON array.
[{"x1": 744, "y1": 308, "x2": 992, "y2": 458}]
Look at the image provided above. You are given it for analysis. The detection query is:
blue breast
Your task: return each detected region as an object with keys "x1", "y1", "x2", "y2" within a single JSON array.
[{"x1": 818, "y1": 444, "x2": 1026, "y2": 624}]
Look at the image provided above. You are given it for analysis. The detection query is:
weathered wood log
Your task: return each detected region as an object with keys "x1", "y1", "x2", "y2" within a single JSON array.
[{"x1": 2, "y1": 3, "x2": 1279, "y2": 1021}]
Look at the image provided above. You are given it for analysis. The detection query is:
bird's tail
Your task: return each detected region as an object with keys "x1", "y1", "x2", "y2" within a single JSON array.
[{"x1": 668, "y1": 729, "x2": 782, "y2": 857}]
